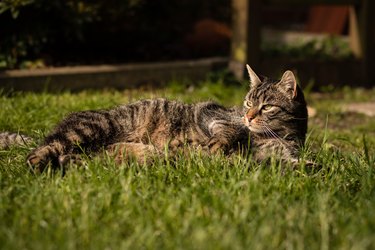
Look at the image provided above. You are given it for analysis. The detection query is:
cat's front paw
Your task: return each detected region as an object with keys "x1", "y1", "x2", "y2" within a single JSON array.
[
  {"x1": 27, "y1": 153, "x2": 49, "y2": 174},
  {"x1": 206, "y1": 137, "x2": 229, "y2": 154},
  {"x1": 58, "y1": 154, "x2": 83, "y2": 167},
  {"x1": 26, "y1": 145, "x2": 61, "y2": 173}
]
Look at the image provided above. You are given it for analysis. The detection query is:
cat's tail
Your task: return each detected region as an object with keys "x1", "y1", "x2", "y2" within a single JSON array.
[{"x1": 0, "y1": 132, "x2": 33, "y2": 150}]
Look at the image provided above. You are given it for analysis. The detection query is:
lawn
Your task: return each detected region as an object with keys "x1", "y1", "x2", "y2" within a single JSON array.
[{"x1": 0, "y1": 78, "x2": 374, "y2": 250}]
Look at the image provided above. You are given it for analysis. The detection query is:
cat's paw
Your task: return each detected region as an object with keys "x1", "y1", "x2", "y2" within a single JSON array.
[
  {"x1": 58, "y1": 154, "x2": 83, "y2": 167},
  {"x1": 26, "y1": 145, "x2": 59, "y2": 173},
  {"x1": 27, "y1": 153, "x2": 50, "y2": 174},
  {"x1": 206, "y1": 137, "x2": 229, "y2": 154}
]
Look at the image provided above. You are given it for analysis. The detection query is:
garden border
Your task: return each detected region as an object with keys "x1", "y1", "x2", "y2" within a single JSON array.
[
  {"x1": 0, "y1": 57, "x2": 370, "y2": 92},
  {"x1": 0, "y1": 57, "x2": 227, "y2": 92}
]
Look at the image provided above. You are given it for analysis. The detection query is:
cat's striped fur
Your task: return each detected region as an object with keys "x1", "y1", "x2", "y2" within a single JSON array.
[
  {"x1": 1, "y1": 65, "x2": 308, "y2": 172},
  {"x1": 0, "y1": 132, "x2": 33, "y2": 149},
  {"x1": 26, "y1": 99, "x2": 250, "y2": 171}
]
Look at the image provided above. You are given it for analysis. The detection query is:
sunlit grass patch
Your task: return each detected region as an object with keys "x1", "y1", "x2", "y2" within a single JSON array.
[{"x1": 1, "y1": 81, "x2": 374, "y2": 249}]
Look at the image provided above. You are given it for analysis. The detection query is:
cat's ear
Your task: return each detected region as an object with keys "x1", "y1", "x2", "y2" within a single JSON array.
[
  {"x1": 278, "y1": 70, "x2": 297, "y2": 99},
  {"x1": 246, "y1": 64, "x2": 261, "y2": 88}
]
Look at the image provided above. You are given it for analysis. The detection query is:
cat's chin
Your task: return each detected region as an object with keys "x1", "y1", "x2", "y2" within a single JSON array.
[{"x1": 247, "y1": 126, "x2": 265, "y2": 134}]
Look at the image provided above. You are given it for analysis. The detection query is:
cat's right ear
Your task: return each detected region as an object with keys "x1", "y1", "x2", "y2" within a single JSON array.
[
  {"x1": 246, "y1": 64, "x2": 261, "y2": 88},
  {"x1": 278, "y1": 70, "x2": 298, "y2": 99}
]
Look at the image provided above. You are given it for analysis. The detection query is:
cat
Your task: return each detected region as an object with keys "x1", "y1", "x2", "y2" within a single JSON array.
[{"x1": 1, "y1": 65, "x2": 308, "y2": 172}]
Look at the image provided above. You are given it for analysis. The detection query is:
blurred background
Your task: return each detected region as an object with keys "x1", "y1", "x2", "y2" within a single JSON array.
[
  {"x1": 0, "y1": 0, "x2": 374, "y2": 88},
  {"x1": 4, "y1": 0, "x2": 232, "y2": 68}
]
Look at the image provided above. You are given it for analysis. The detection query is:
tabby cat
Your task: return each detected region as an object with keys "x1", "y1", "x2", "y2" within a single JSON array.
[{"x1": 1, "y1": 65, "x2": 308, "y2": 172}]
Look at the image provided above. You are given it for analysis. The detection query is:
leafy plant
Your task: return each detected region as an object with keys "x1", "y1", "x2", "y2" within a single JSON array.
[
  {"x1": 0, "y1": 0, "x2": 34, "y2": 18},
  {"x1": 0, "y1": 0, "x2": 231, "y2": 69}
]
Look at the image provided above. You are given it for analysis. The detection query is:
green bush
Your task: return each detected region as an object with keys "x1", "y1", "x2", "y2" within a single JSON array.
[
  {"x1": 0, "y1": 0, "x2": 34, "y2": 18},
  {"x1": 0, "y1": 0, "x2": 230, "y2": 69}
]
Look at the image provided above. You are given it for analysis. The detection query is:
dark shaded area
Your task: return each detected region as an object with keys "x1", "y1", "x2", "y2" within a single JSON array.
[{"x1": 0, "y1": 0, "x2": 231, "y2": 68}]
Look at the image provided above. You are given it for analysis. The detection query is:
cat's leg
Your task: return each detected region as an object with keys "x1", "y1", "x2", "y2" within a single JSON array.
[
  {"x1": 205, "y1": 123, "x2": 250, "y2": 155},
  {"x1": 26, "y1": 143, "x2": 84, "y2": 172},
  {"x1": 27, "y1": 110, "x2": 123, "y2": 172},
  {"x1": 58, "y1": 154, "x2": 83, "y2": 167},
  {"x1": 27, "y1": 141, "x2": 66, "y2": 173},
  {"x1": 106, "y1": 142, "x2": 162, "y2": 165},
  {"x1": 206, "y1": 136, "x2": 230, "y2": 154}
]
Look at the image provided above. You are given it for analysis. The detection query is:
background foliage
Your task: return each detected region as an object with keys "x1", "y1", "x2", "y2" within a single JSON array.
[{"x1": 0, "y1": 0, "x2": 231, "y2": 69}]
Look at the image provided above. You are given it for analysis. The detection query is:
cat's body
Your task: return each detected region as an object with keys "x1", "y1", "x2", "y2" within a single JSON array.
[
  {"x1": 1, "y1": 65, "x2": 308, "y2": 172},
  {"x1": 28, "y1": 99, "x2": 250, "y2": 170}
]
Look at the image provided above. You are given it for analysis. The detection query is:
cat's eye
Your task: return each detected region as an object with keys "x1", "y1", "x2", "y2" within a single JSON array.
[
  {"x1": 244, "y1": 100, "x2": 252, "y2": 108},
  {"x1": 262, "y1": 105, "x2": 273, "y2": 111}
]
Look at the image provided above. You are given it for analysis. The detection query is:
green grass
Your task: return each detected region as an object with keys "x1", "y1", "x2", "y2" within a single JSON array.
[{"x1": 1, "y1": 80, "x2": 375, "y2": 250}]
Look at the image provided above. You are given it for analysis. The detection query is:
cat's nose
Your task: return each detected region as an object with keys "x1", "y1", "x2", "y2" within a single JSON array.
[
  {"x1": 245, "y1": 109, "x2": 257, "y2": 122},
  {"x1": 246, "y1": 115, "x2": 255, "y2": 122}
]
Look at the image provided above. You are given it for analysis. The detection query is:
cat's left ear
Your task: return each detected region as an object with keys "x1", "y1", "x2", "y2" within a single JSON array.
[
  {"x1": 246, "y1": 64, "x2": 261, "y2": 89},
  {"x1": 278, "y1": 70, "x2": 297, "y2": 99}
]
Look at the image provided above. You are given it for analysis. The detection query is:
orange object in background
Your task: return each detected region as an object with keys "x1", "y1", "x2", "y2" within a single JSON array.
[{"x1": 306, "y1": 6, "x2": 350, "y2": 35}]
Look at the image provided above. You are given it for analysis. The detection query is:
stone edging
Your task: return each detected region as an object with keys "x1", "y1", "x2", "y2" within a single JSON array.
[{"x1": 0, "y1": 57, "x2": 228, "y2": 92}]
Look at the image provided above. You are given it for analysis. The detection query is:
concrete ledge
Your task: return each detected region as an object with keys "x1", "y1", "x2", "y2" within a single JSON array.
[{"x1": 0, "y1": 57, "x2": 228, "y2": 92}]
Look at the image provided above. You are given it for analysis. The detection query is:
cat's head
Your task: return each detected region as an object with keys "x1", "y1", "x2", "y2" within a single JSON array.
[{"x1": 243, "y1": 65, "x2": 307, "y2": 142}]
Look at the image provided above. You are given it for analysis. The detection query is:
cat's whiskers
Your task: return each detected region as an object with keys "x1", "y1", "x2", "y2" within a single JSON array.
[
  {"x1": 259, "y1": 121, "x2": 287, "y2": 145},
  {"x1": 262, "y1": 125, "x2": 279, "y2": 139}
]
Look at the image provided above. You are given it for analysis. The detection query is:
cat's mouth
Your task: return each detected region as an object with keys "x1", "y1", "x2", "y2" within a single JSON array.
[
  {"x1": 246, "y1": 121, "x2": 282, "y2": 140},
  {"x1": 243, "y1": 116, "x2": 264, "y2": 133},
  {"x1": 243, "y1": 117, "x2": 272, "y2": 135},
  {"x1": 247, "y1": 124, "x2": 265, "y2": 134}
]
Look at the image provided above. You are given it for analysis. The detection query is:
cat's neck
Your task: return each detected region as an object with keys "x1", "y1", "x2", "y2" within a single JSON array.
[{"x1": 252, "y1": 130, "x2": 302, "y2": 144}]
